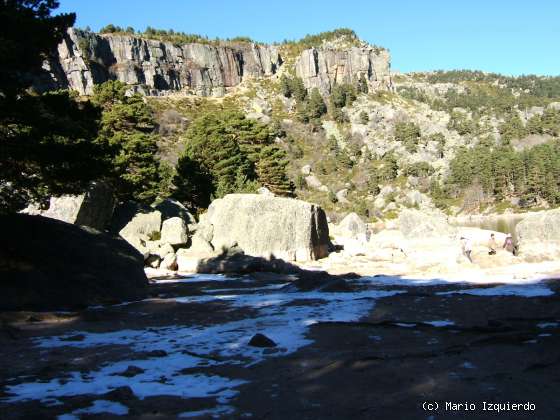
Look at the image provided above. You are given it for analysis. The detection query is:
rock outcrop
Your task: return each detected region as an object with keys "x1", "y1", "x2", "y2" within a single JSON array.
[
  {"x1": 295, "y1": 45, "x2": 392, "y2": 95},
  {"x1": 37, "y1": 28, "x2": 282, "y2": 96},
  {"x1": 21, "y1": 182, "x2": 115, "y2": 231},
  {"x1": 160, "y1": 217, "x2": 188, "y2": 246},
  {"x1": 398, "y1": 209, "x2": 457, "y2": 239},
  {"x1": 118, "y1": 210, "x2": 163, "y2": 259},
  {"x1": 36, "y1": 29, "x2": 392, "y2": 98},
  {"x1": 186, "y1": 194, "x2": 330, "y2": 263},
  {"x1": 516, "y1": 210, "x2": 560, "y2": 261},
  {"x1": 333, "y1": 212, "x2": 367, "y2": 241},
  {"x1": 0, "y1": 214, "x2": 148, "y2": 310}
]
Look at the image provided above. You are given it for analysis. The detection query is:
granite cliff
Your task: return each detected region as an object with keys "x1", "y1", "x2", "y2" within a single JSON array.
[
  {"x1": 36, "y1": 28, "x2": 392, "y2": 97},
  {"x1": 295, "y1": 46, "x2": 392, "y2": 95}
]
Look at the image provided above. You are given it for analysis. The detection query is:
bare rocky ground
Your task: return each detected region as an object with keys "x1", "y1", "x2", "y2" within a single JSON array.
[{"x1": 1, "y1": 271, "x2": 559, "y2": 420}]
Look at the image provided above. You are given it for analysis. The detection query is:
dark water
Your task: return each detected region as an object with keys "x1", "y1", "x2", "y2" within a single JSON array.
[{"x1": 451, "y1": 215, "x2": 526, "y2": 242}]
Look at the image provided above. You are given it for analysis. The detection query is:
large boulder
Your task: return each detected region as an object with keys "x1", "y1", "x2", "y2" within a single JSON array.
[
  {"x1": 160, "y1": 217, "x2": 188, "y2": 246},
  {"x1": 118, "y1": 210, "x2": 162, "y2": 258},
  {"x1": 23, "y1": 182, "x2": 115, "y2": 231},
  {"x1": 153, "y1": 199, "x2": 195, "y2": 224},
  {"x1": 334, "y1": 212, "x2": 367, "y2": 241},
  {"x1": 0, "y1": 215, "x2": 148, "y2": 311},
  {"x1": 198, "y1": 194, "x2": 330, "y2": 262},
  {"x1": 398, "y1": 209, "x2": 457, "y2": 239},
  {"x1": 515, "y1": 210, "x2": 560, "y2": 261}
]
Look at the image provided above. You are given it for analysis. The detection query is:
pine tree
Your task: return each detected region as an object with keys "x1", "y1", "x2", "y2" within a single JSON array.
[
  {"x1": 173, "y1": 155, "x2": 213, "y2": 209},
  {"x1": 306, "y1": 88, "x2": 327, "y2": 120},
  {"x1": 256, "y1": 146, "x2": 294, "y2": 196},
  {"x1": 359, "y1": 111, "x2": 369, "y2": 124},
  {"x1": 0, "y1": 1, "x2": 114, "y2": 213},
  {"x1": 499, "y1": 113, "x2": 527, "y2": 145},
  {"x1": 378, "y1": 154, "x2": 399, "y2": 181},
  {"x1": 357, "y1": 74, "x2": 369, "y2": 94},
  {"x1": 92, "y1": 81, "x2": 162, "y2": 203},
  {"x1": 290, "y1": 77, "x2": 307, "y2": 102},
  {"x1": 279, "y1": 74, "x2": 292, "y2": 98},
  {"x1": 394, "y1": 122, "x2": 421, "y2": 154}
]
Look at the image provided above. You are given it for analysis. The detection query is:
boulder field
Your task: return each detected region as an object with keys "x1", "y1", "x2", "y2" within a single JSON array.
[
  {"x1": 0, "y1": 214, "x2": 148, "y2": 311},
  {"x1": 318, "y1": 208, "x2": 560, "y2": 280}
]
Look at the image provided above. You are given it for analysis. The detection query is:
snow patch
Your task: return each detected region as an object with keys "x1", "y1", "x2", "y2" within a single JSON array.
[
  {"x1": 74, "y1": 400, "x2": 129, "y2": 416},
  {"x1": 424, "y1": 320, "x2": 455, "y2": 327},
  {"x1": 437, "y1": 284, "x2": 554, "y2": 297},
  {"x1": 179, "y1": 405, "x2": 235, "y2": 418},
  {"x1": 5, "y1": 282, "x2": 402, "y2": 405},
  {"x1": 537, "y1": 322, "x2": 559, "y2": 329}
]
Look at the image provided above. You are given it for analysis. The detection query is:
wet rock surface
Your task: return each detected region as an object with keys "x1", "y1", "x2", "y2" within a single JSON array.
[{"x1": 0, "y1": 271, "x2": 559, "y2": 419}]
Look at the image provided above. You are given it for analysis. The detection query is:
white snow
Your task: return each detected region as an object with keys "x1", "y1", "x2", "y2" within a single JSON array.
[
  {"x1": 153, "y1": 274, "x2": 237, "y2": 284},
  {"x1": 437, "y1": 284, "x2": 554, "y2": 297},
  {"x1": 537, "y1": 322, "x2": 559, "y2": 329},
  {"x1": 461, "y1": 362, "x2": 476, "y2": 369},
  {"x1": 6, "y1": 271, "x2": 554, "y2": 412},
  {"x1": 359, "y1": 273, "x2": 558, "y2": 288},
  {"x1": 179, "y1": 405, "x2": 235, "y2": 418},
  {"x1": 74, "y1": 400, "x2": 129, "y2": 416},
  {"x1": 424, "y1": 320, "x2": 455, "y2": 327},
  {"x1": 5, "y1": 278, "x2": 403, "y2": 406}
]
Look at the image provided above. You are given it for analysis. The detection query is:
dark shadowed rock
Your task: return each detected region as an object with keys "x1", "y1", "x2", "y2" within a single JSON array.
[
  {"x1": 248, "y1": 333, "x2": 277, "y2": 348},
  {"x1": 290, "y1": 270, "x2": 358, "y2": 292},
  {"x1": 112, "y1": 365, "x2": 145, "y2": 378},
  {"x1": 0, "y1": 214, "x2": 148, "y2": 311},
  {"x1": 154, "y1": 199, "x2": 195, "y2": 225},
  {"x1": 194, "y1": 252, "x2": 301, "y2": 275},
  {"x1": 22, "y1": 182, "x2": 115, "y2": 231}
]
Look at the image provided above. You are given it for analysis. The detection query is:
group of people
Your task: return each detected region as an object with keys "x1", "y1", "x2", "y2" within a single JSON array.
[{"x1": 460, "y1": 233, "x2": 517, "y2": 263}]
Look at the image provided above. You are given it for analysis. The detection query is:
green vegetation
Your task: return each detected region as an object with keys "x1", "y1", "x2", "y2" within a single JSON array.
[
  {"x1": 377, "y1": 154, "x2": 399, "y2": 182},
  {"x1": 394, "y1": 122, "x2": 421, "y2": 153},
  {"x1": 280, "y1": 75, "x2": 327, "y2": 124},
  {"x1": 404, "y1": 162, "x2": 434, "y2": 177},
  {"x1": 359, "y1": 111, "x2": 369, "y2": 124},
  {"x1": 526, "y1": 108, "x2": 560, "y2": 137},
  {"x1": 357, "y1": 74, "x2": 369, "y2": 94},
  {"x1": 499, "y1": 114, "x2": 527, "y2": 145},
  {"x1": 281, "y1": 28, "x2": 360, "y2": 53},
  {"x1": 98, "y1": 24, "x2": 258, "y2": 45},
  {"x1": 445, "y1": 140, "x2": 560, "y2": 207},
  {"x1": 174, "y1": 110, "x2": 293, "y2": 208},
  {"x1": 280, "y1": 75, "x2": 306, "y2": 101},
  {"x1": 0, "y1": 0, "x2": 111, "y2": 213},
  {"x1": 92, "y1": 81, "x2": 163, "y2": 203},
  {"x1": 447, "y1": 110, "x2": 477, "y2": 136},
  {"x1": 420, "y1": 70, "x2": 560, "y2": 99},
  {"x1": 330, "y1": 83, "x2": 357, "y2": 108}
]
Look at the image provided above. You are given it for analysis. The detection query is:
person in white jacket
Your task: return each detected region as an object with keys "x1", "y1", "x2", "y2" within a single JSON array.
[{"x1": 460, "y1": 236, "x2": 473, "y2": 263}]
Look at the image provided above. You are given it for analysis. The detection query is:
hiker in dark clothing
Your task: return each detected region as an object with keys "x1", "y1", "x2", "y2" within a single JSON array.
[{"x1": 503, "y1": 234, "x2": 517, "y2": 255}]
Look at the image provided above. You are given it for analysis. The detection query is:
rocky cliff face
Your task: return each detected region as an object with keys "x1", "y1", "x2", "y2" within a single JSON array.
[
  {"x1": 36, "y1": 29, "x2": 392, "y2": 97},
  {"x1": 38, "y1": 28, "x2": 283, "y2": 96},
  {"x1": 295, "y1": 46, "x2": 392, "y2": 95}
]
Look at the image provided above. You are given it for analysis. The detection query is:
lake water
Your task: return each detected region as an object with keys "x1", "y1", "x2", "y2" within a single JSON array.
[{"x1": 450, "y1": 214, "x2": 526, "y2": 242}]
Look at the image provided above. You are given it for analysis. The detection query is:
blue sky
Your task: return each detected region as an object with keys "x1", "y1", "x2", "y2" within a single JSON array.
[{"x1": 57, "y1": 0, "x2": 559, "y2": 76}]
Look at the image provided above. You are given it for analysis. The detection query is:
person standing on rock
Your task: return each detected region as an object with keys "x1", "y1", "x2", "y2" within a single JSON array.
[
  {"x1": 460, "y1": 236, "x2": 473, "y2": 263},
  {"x1": 488, "y1": 233, "x2": 497, "y2": 255}
]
